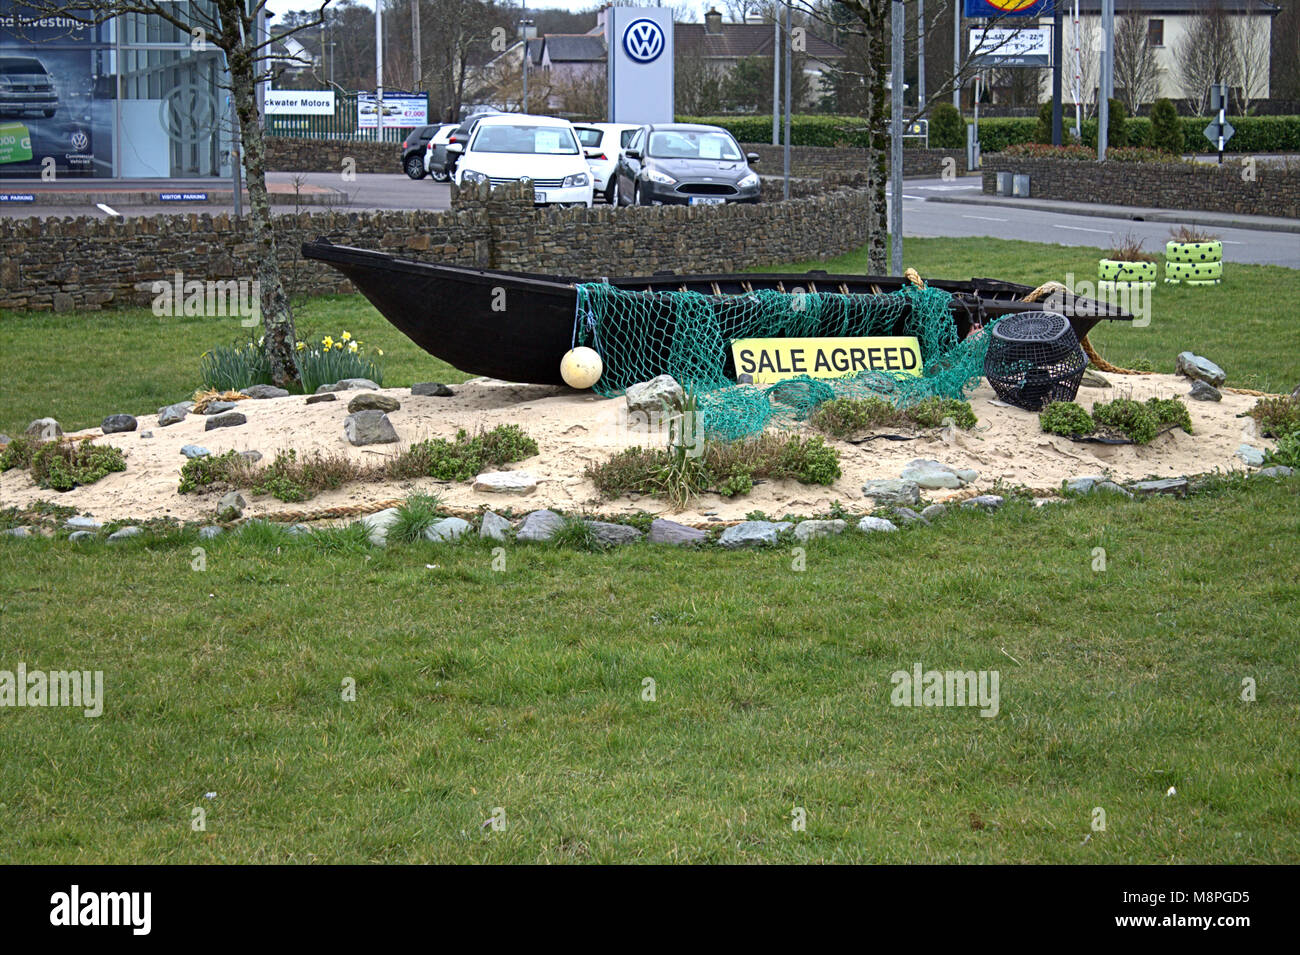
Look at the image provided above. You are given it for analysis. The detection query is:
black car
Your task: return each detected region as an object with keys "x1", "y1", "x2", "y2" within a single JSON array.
[
  {"x1": 400, "y1": 124, "x2": 444, "y2": 179},
  {"x1": 427, "y1": 110, "x2": 501, "y2": 180},
  {"x1": 615, "y1": 123, "x2": 761, "y2": 207}
]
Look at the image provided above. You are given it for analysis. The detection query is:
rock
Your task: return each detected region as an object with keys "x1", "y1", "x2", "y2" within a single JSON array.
[
  {"x1": 343, "y1": 411, "x2": 398, "y2": 446},
  {"x1": 139, "y1": 431, "x2": 152, "y2": 439},
  {"x1": 0, "y1": 434, "x2": 9, "y2": 447},
  {"x1": 101, "y1": 414, "x2": 137, "y2": 434},
  {"x1": 65, "y1": 516, "x2": 102, "y2": 531},
  {"x1": 962, "y1": 495, "x2": 1005, "y2": 512},
  {"x1": 861, "y1": 479, "x2": 920, "y2": 506},
  {"x1": 585, "y1": 520, "x2": 643, "y2": 545},
  {"x1": 1131, "y1": 478, "x2": 1188, "y2": 497},
  {"x1": 856, "y1": 516, "x2": 898, "y2": 533},
  {"x1": 649, "y1": 518, "x2": 707, "y2": 545},
  {"x1": 893, "y1": 507, "x2": 929, "y2": 526},
  {"x1": 516, "y1": 509, "x2": 565, "y2": 542},
  {"x1": 625, "y1": 375, "x2": 684, "y2": 415},
  {"x1": 920, "y1": 503, "x2": 947, "y2": 521},
  {"x1": 317, "y1": 378, "x2": 379, "y2": 393},
  {"x1": 1254, "y1": 465, "x2": 1293, "y2": 478},
  {"x1": 68, "y1": 530, "x2": 96, "y2": 542},
  {"x1": 284, "y1": 524, "x2": 313, "y2": 537},
  {"x1": 1079, "y1": 369, "x2": 1111, "y2": 389},
  {"x1": 205, "y1": 412, "x2": 247, "y2": 431},
  {"x1": 305, "y1": 393, "x2": 337, "y2": 404},
  {"x1": 25, "y1": 417, "x2": 61, "y2": 439},
  {"x1": 1188, "y1": 380, "x2": 1221, "y2": 402},
  {"x1": 359, "y1": 507, "x2": 401, "y2": 545},
  {"x1": 157, "y1": 403, "x2": 189, "y2": 426},
  {"x1": 1236, "y1": 444, "x2": 1265, "y2": 467},
  {"x1": 239, "y1": 450, "x2": 263, "y2": 465},
  {"x1": 793, "y1": 519, "x2": 847, "y2": 542},
  {"x1": 348, "y1": 393, "x2": 401, "y2": 414},
  {"x1": 204, "y1": 400, "x2": 240, "y2": 415},
  {"x1": 198, "y1": 526, "x2": 222, "y2": 540},
  {"x1": 108, "y1": 526, "x2": 142, "y2": 541},
  {"x1": 479, "y1": 510, "x2": 513, "y2": 541},
  {"x1": 412, "y1": 382, "x2": 454, "y2": 397},
  {"x1": 1066, "y1": 475, "x2": 1107, "y2": 494},
  {"x1": 181, "y1": 445, "x2": 210, "y2": 458},
  {"x1": 217, "y1": 491, "x2": 246, "y2": 519},
  {"x1": 719, "y1": 520, "x2": 783, "y2": 548},
  {"x1": 5, "y1": 526, "x2": 33, "y2": 538},
  {"x1": 424, "y1": 517, "x2": 472, "y2": 542},
  {"x1": 1094, "y1": 481, "x2": 1135, "y2": 498},
  {"x1": 239, "y1": 385, "x2": 289, "y2": 399},
  {"x1": 899, "y1": 459, "x2": 976, "y2": 489},
  {"x1": 473, "y1": 471, "x2": 537, "y2": 494},
  {"x1": 1175, "y1": 351, "x2": 1226, "y2": 387}
]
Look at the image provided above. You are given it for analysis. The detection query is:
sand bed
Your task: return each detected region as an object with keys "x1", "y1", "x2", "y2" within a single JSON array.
[{"x1": 0, "y1": 373, "x2": 1271, "y2": 524}]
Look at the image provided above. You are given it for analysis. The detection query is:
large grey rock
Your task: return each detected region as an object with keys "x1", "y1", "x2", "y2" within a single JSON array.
[
  {"x1": 719, "y1": 520, "x2": 783, "y2": 548},
  {"x1": 424, "y1": 517, "x2": 472, "y2": 542},
  {"x1": 1188, "y1": 380, "x2": 1222, "y2": 402},
  {"x1": 68, "y1": 530, "x2": 96, "y2": 542},
  {"x1": 157, "y1": 403, "x2": 189, "y2": 426},
  {"x1": 479, "y1": 510, "x2": 513, "y2": 541},
  {"x1": 473, "y1": 471, "x2": 537, "y2": 494},
  {"x1": 204, "y1": 401, "x2": 240, "y2": 416},
  {"x1": 205, "y1": 411, "x2": 247, "y2": 431},
  {"x1": 217, "y1": 491, "x2": 246, "y2": 519},
  {"x1": 1066, "y1": 475, "x2": 1108, "y2": 494},
  {"x1": 625, "y1": 375, "x2": 684, "y2": 415},
  {"x1": 359, "y1": 507, "x2": 401, "y2": 545},
  {"x1": 1175, "y1": 351, "x2": 1226, "y2": 387},
  {"x1": 1131, "y1": 478, "x2": 1188, "y2": 497},
  {"x1": 25, "y1": 418, "x2": 61, "y2": 439},
  {"x1": 516, "y1": 509, "x2": 565, "y2": 542},
  {"x1": 1236, "y1": 444, "x2": 1265, "y2": 467},
  {"x1": 793, "y1": 519, "x2": 847, "y2": 542},
  {"x1": 65, "y1": 516, "x2": 102, "y2": 531},
  {"x1": 585, "y1": 521, "x2": 644, "y2": 546},
  {"x1": 343, "y1": 410, "x2": 398, "y2": 446},
  {"x1": 1094, "y1": 481, "x2": 1135, "y2": 498},
  {"x1": 108, "y1": 526, "x2": 142, "y2": 541},
  {"x1": 305, "y1": 393, "x2": 337, "y2": 405},
  {"x1": 240, "y1": 385, "x2": 289, "y2": 399},
  {"x1": 284, "y1": 523, "x2": 313, "y2": 537},
  {"x1": 1078, "y1": 369, "x2": 1112, "y2": 389},
  {"x1": 5, "y1": 526, "x2": 34, "y2": 538},
  {"x1": 181, "y1": 444, "x2": 210, "y2": 459},
  {"x1": 962, "y1": 494, "x2": 1005, "y2": 512},
  {"x1": 856, "y1": 516, "x2": 898, "y2": 533},
  {"x1": 412, "y1": 382, "x2": 454, "y2": 397},
  {"x1": 347, "y1": 392, "x2": 400, "y2": 413},
  {"x1": 1254, "y1": 465, "x2": 1294, "y2": 479},
  {"x1": 899, "y1": 459, "x2": 976, "y2": 489},
  {"x1": 893, "y1": 507, "x2": 929, "y2": 526},
  {"x1": 239, "y1": 450, "x2": 263, "y2": 465},
  {"x1": 101, "y1": 414, "x2": 137, "y2": 434},
  {"x1": 198, "y1": 526, "x2": 223, "y2": 540},
  {"x1": 317, "y1": 378, "x2": 380, "y2": 393},
  {"x1": 920, "y1": 503, "x2": 947, "y2": 521},
  {"x1": 861, "y1": 479, "x2": 920, "y2": 506},
  {"x1": 649, "y1": 518, "x2": 707, "y2": 545}
]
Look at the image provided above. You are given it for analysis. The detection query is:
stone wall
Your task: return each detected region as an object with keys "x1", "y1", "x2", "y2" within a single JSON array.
[
  {"x1": 981, "y1": 155, "x2": 1300, "y2": 218},
  {"x1": 0, "y1": 180, "x2": 877, "y2": 311},
  {"x1": 265, "y1": 137, "x2": 400, "y2": 175},
  {"x1": 742, "y1": 143, "x2": 968, "y2": 180}
]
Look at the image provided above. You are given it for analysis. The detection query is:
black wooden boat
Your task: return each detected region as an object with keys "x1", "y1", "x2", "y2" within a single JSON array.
[{"x1": 302, "y1": 238, "x2": 1133, "y2": 387}]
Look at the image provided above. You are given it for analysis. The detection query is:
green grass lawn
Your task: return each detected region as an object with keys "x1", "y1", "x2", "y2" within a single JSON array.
[{"x1": 2, "y1": 479, "x2": 1298, "y2": 863}]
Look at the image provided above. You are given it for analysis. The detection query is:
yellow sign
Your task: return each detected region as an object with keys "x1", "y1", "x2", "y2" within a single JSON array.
[{"x1": 732, "y1": 336, "x2": 923, "y2": 385}]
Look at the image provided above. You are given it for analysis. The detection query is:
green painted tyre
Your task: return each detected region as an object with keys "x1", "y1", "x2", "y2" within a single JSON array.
[
  {"x1": 1165, "y1": 240, "x2": 1223, "y2": 263},
  {"x1": 1165, "y1": 277, "x2": 1222, "y2": 286},
  {"x1": 1098, "y1": 279, "x2": 1155, "y2": 297},
  {"x1": 1098, "y1": 258, "x2": 1158, "y2": 282},
  {"x1": 1165, "y1": 260, "x2": 1223, "y2": 281}
]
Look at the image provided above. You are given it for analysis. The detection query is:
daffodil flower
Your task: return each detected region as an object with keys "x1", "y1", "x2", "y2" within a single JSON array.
[
  {"x1": 322, "y1": 336, "x2": 334, "y2": 350},
  {"x1": 341, "y1": 331, "x2": 351, "y2": 341},
  {"x1": 348, "y1": 341, "x2": 358, "y2": 353}
]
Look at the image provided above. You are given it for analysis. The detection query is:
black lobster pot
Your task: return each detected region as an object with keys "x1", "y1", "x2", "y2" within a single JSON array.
[{"x1": 983, "y1": 311, "x2": 1088, "y2": 411}]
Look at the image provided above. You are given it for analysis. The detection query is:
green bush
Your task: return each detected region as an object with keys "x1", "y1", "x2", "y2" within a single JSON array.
[
  {"x1": 1034, "y1": 101, "x2": 1054, "y2": 144},
  {"x1": 1106, "y1": 98, "x2": 1128, "y2": 148},
  {"x1": 178, "y1": 449, "x2": 244, "y2": 494},
  {"x1": 1145, "y1": 397, "x2": 1193, "y2": 436},
  {"x1": 1039, "y1": 401, "x2": 1095, "y2": 437},
  {"x1": 0, "y1": 434, "x2": 38, "y2": 471},
  {"x1": 1150, "y1": 98, "x2": 1183, "y2": 154},
  {"x1": 1093, "y1": 398, "x2": 1158, "y2": 444},
  {"x1": 929, "y1": 102, "x2": 965, "y2": 148},
  {"x1": 24, "y1": 438, "x2": 126, "y2": 492},
  {"x1": 1264, "y1": 431, "x2": 1300, "y2": 469},
  {"x1": 677, "y1": 114, "x2": 876, "y2": 148},
  {"x1": 390, "y1": 425, "x2": 538, "y2": 483},
  {"x1": 200, "y1": 342, "x2": 273, "y2": 393},
  {"x1": 908, "y1": 397, "x2": 978, "y2": 430},
  {"x1": 1249, "y1": 396, "x2": 1300, "y2": 438}
]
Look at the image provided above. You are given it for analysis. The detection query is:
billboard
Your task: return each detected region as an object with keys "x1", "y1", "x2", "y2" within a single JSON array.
[
  {"x1": 357, "y1": 91, "x2": 427, "y2": 129},
  {"x1": 607, "y1": 7, "x2": 673, "y2": 125},
  {"x1": 969, "y1": 27, "x2": 1052, "y2": 67},
  {"x1": 963, "y1": 0, "x2": 1050, "y2": 17},
  {"x1": 264, "y1": 90, "x2": 336, "y2": 115}
]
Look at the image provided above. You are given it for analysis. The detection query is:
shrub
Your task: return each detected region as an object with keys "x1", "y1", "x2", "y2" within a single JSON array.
[
  {"x1": 1249, "y1": 396, "x2": 1300, "y2": 438},
  {"x1": 388, "y1": 425, "x2": 538, "y2": 482},
  {"x1": 1264, "y1": 431, "x2": 1300, "y2": 469},
  {"x1": 1145, "y1": 397, "x2": 1193, "y2": 435},
  {"x1": 999, "y1": 142, "x2": 1097, "y2": 161},
  {"x1": 1169, "y1": 224, "x2": 1220, "y2": 243},
  {"x1": 1150, "y1": 98, "x2": 1182, "y2": 154},
  {"x1": 1039, "y1": 401, "x2": 1095, "y2": 437},
  {"x1": 295, "y1": 331, "x2": 383, "y2": 393},
  {"x1": 929, "y1": 102, "x2": 965, "y2": 148},
  {"x1": 1106, "y1": 98, "x2": 1128, "y2": 147},
  {"x1": 200, "y1": 342, "x2": 273, "y2": 393},
  {"x1": 908, "y1": 397, "x2": 978, "y2": 430},
  {"x1": 809, "y1": 396, "x2": 976, "y2": 437},
  {"x1": 178, "y1": 450, "x2": 247, "y2": 494},
  {"x1": 0, "y1": 435, "x2": 38, "y2": 471},
  {"x1": 1033, "y1": 101, "x2": 1054, "y2": 144},
  {"x1": 25, "y1": 438, "x2": 126, "y2": 492},
  {"x1": 1106, "y1": 234, "x2": 1159, "y2": 263},
  {"x1": 1092, "y1": 398, "x2": 1158, "y2": 444}
]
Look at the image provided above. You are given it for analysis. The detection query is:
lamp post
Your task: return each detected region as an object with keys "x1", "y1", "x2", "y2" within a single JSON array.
[
  {"x1": 375, "y1": 0, "x2": 383, "y2": 142},
  {"x1": 890, "y1": 0, "x2": 904, "y2": 275},
  {"x1": 519, "y1": 16, "x2": 534, "y2": 113}
]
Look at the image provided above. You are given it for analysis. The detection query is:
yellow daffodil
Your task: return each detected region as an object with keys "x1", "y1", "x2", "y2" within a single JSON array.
[
  {"x1": 334, "y1": 341, "x2": 343, "y2": 350},
  {"x1": 341, "y1": 331, "x2": 352, "y2": 341},
  {"x1": 322, "y1": 336, "x2": 334, "y2": 349},
  {"x1": 295, "y1": 341, "x2": 306, "y2": 351},
  {"x1": 377, "y1": 349, "x2": 384, "y2": 357},
  {"x1": 348, "y1": 341, "x2": 358, "y2": 353}
]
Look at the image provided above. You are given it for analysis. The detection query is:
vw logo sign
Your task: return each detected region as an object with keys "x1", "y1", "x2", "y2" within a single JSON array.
[
  {"x1": 622, "y1": 18, "x2": 665, "y2": 64},
  {"x1": 69, "y1": 130, "x2": 89, "y2": 152}
]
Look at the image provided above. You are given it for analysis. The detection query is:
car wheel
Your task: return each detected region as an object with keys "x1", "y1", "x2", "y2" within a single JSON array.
[
  {"x1": 634, "y1": 183, "x2": 647, "y2": 206},
  {"x1": 430, "y1": 168, "x2": 449, "y2": 182},
  {"x1": 404, "y1": 156, "x2": 426, "y2": 179},
  {"x1": 603, "y1": 180, "x2": 616, "y2": 205}
]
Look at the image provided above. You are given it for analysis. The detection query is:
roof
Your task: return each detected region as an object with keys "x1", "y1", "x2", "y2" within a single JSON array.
[
  {"x1": 674, "y1": 22, "x2": 845, "y2": 60},
  {"x1": 1069, "y1": 0, "x2": 1278, "y2": 13},
  {"x1": 543, "y1": 34, "x2": 606, "y2": 63},
  {"x1": 476, "y1": 113, "x2": 574, "y2": 128}
]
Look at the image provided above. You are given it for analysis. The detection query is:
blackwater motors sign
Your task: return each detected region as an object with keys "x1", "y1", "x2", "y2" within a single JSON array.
[
  {"x1": 606, "y1": 7, "x2": 673, "y2": 124},
  {"x1": 264, "y1": 91, "x2": 336, "y2": 115},
  {"x1": 732, "y1": 337, "x2": 924, "y2": 385}
]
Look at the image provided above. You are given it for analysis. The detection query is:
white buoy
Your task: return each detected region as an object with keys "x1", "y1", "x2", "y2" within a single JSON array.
[{"x1": 560, "y1": 347, "x2": 603, "y2": 389}]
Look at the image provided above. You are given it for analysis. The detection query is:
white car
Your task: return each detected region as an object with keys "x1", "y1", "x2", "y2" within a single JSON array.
[
  {"x1": 423, "y1": 123, "x2": 458, "y2": 180},
  {"x1": 573, "y1": 122, "x2": 641, "y2": 204},
  {"x1": 450, "y1": 114, "x2": 594, "y2": 208}
]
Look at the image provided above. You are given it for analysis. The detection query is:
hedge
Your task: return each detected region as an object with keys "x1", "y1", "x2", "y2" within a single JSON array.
[{"x1": 678, "y1": 114, "x2": 876, "y2": 148}]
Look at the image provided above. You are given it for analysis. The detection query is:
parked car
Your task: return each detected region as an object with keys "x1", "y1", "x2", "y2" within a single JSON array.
[
  {"x1": 615, "y1": 123, "x2": 760, "y2": 207},
  {"x1": 573, "y1": 123, "x2": 641, "y2": 204},
  {"x1": 423, "y1": 124, "x2": 458, "y2": 180},
  {"x1": 427, "y1": 113, "x2": 497, "y2": 181},
  {"x1": 0, "y1": 55, "x2": 58, "y2": 118},
  {"x1": 400, "y1": 124, "x2": 444, "y2": 179},
  {"x1": 450, "y1": 114, "x2": 594, "y2": 208}
]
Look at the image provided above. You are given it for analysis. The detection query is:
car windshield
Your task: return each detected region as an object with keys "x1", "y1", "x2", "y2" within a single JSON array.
[
  {"x1": 472, "y1": 124, "x2": 578, "y2": 155},
  {"x1": 647, "y1": 131, "x2": 742, "y2": 161},
  {"x1": 574, "y1": 128, "x2": 603, "y2": 148},
  {"x1": 1, "y1": 58, "x2": 46, "y2": 75}
]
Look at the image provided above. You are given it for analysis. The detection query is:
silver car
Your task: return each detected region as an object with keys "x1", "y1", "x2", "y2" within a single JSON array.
[{"x1": 0, "y1": 56, "x2": 58, "y2": 118}]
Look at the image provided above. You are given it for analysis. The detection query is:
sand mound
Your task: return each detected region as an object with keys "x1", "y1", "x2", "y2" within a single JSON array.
[{"x1": 0, "y1": 374, "x2": 1272, "y2": 524}]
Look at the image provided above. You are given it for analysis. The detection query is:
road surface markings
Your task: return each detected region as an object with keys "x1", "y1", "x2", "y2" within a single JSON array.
[
  {"x1": 1055, "y1": 224, "x2": 1113, "y2": 234},
  {"x1": 96, "y1": 203, "x2": 121, "y2": 218},
  {"x1": 962, "y1": 214, "x2": 1009, "y2": 222}
]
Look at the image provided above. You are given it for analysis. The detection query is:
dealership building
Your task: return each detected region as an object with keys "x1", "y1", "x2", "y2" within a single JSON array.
[{"x1": 0, "y1": 2, "x2": 242, "y2": 179}]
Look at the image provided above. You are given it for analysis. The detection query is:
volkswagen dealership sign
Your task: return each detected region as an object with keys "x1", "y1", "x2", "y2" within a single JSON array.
[{"x1": 608, "y1": 7, "x2": 673, "y2": 123}]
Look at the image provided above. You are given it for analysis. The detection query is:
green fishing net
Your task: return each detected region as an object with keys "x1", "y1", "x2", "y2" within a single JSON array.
[{"x1": 573, "y1": 283, "x2": 999, "y2": 440}]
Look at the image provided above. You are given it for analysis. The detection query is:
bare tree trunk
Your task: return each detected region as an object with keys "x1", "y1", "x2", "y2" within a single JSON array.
[{"x1": 859, "y1": 0, "x2": 889, "y2": 274}]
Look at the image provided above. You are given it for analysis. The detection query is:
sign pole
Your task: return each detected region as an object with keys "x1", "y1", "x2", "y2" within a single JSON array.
[
  {"x1": 772, "y1": 14, "x2": 780, "y2": 146},
  {"x1": 1051, "y1": 0, "x2": 1062, "y2": 145},
  {"x1": 917, "y1": 0, "x2": 925, "y2": 110},
  {"x1": 782, "y1": 1, "x2": 791, "y2": 200},
  {"x1": 375, "y1": 0, "x2": 384, "y2": 142},
  {"x1": 1098, "y1": 0, "x2": 1112, "y2": 160},
  {"x1": 952, "y1": 3, "x2": 961, "y2": 109},
  {"x1": 890, "y1": 0, "x2": 904, "y2": 275}
]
